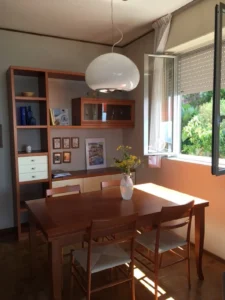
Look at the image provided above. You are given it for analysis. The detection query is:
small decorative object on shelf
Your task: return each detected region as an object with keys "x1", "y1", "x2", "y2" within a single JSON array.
[
  {"x1": 26, "y1": 106, "x2": 36, "y2": 125},
  {"x1": 63, "y1": 151, "x2": 71, "y2": 163},
  {"x1": 26, "y1": 145, "x2": 32, "y2": 153},
  {"x1": 113, "y1": 145, "x2": 141, "y2": 200},
  {"x1": 21, "y1": 91, "x2": 35, "y2": 97},
  {"x1": 19, "y1": 106, "x2": 27, "y2": 125}
]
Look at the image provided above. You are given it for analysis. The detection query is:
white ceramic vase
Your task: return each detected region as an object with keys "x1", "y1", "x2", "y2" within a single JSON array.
[{"x1": 120, "y1": 174, "x2": 133, "y2": 200}]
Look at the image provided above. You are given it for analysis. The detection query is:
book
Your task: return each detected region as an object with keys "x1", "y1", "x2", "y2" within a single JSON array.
[
  {"x1": 50, "y1": 108, "x2": 69, "y2": 126},
  {"x1": 49, "y1": 109, "x2": 55, "y2": 125}
]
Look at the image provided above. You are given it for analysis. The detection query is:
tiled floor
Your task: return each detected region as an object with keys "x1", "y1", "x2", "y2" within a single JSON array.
[{"x1": 0, "y1": 234, "x2": 223, "y2": 300}]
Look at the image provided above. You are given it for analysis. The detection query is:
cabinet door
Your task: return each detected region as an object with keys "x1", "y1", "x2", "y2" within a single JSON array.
[
  {"x1": 80, "y1": 98, "x2": 135, "y2": 128},
  {"x1": 52, "y1": 178, "x2": 83, "y2": 195},
  {"x1": 83, "y1": 175, "x2": 112, "y2": 193}
]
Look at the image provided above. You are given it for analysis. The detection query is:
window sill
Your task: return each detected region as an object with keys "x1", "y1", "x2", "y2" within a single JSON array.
[{"x1": 166, "y1": 156, "x2": 212, "y2": 167}]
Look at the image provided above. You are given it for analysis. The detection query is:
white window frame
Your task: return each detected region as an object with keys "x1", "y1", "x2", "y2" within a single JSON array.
[{"x1": 143, "y1": 54, "x2": 179, "y2": 156}]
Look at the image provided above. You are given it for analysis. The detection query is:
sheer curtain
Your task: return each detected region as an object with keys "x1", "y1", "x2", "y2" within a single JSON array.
[{"x1": 149, "y1": 14, "x2": 172, "y2": 153}]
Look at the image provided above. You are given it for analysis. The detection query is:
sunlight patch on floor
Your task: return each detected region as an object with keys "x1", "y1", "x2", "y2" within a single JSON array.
[{"x1": 131, "y1": 264, "x2": 167, "y2": 297}]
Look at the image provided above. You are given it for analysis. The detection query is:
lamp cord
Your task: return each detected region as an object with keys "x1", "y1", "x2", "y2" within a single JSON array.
[{"x1": 111, "y1": 0, "x2": 124, "y2": 52}]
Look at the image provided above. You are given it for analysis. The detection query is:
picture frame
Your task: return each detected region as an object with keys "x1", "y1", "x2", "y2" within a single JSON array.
[
  {"x1": 52, "y1": 137, "x2": 61, "y2": 149},
  {"x1": 62, "y1": 137, "x2": 70, "y2": 149},
  {"x1": 85, "y1": 138, "x2": 106, "y2": 170},
  {"x1": 63, "y1": 151, "x2": 71, "y2": 163},
  {"x1": 53, "y1": 152, "x2": 62, "y2": 164},
  {"x1": 71, "y1": 137, "x2": 79, "y2": 149}
]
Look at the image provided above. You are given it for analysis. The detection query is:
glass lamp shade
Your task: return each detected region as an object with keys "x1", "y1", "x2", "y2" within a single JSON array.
[{"x1": 85, "y1": 53, "x2": 140, "y2": 93}]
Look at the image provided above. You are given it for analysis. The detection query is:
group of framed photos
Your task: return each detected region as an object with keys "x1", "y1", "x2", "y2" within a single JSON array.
[
  {"x1": 52, "y1": 137, "x2": 79, "y2": 149},
  {"x1": 52, "y1": 137, "x2": 79, "y2": 164},
  {"x1": 53, "y1": 152, "x2": 71, "y2": 164}
]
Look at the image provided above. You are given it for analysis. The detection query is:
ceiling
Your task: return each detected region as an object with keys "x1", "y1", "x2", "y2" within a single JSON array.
[{"x1": 0, "y1": 0, "x2": 194, "y2": 47}]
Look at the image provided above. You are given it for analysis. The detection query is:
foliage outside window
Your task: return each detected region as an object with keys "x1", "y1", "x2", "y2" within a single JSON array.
[{"x1": 181, "y1": 89, "x2": 225, "y2": 158}]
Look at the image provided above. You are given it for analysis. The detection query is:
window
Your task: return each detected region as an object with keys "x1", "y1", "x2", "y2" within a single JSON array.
[{"x1": 144, "y1": 41, "x2": 225, "y2": 165}]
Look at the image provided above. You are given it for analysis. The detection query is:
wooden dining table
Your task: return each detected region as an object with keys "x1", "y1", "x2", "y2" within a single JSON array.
[{"x1": 26, "y1": 183, "x2": 209, "y2": 300}]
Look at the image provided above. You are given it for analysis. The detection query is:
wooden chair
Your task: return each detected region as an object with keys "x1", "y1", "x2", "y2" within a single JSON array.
[
  {"x1": 46, "y1": 184, "x2": 81, "y2": 198},
  {"x1": 100, "y1": 180, "x2": 120, "y2": 190},
  {"x1": 135, "y1": 200, "x2": 194, "y2": 300},
  {"x1": 70, "y1": 214, "x2": 138, "y2": 300}
]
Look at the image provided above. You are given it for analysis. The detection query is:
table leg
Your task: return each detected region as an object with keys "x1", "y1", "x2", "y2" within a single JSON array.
[
  {"x1": 49, "y1": 240, "x2": 62, "y2": 300},
  {"x1": 195, "y1": 206, "x2": 205, "y2": 280},
  {"x1": 29, "y1": 212, "x2": 36, "y2": 278}
]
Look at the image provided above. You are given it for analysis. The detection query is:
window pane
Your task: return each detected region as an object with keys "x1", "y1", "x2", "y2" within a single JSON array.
[
  {"x1": 145, "y1": 55, "x2": 175, "y2": 154},
  {"x1": 181, "y1": 89, "x2": 225, "y2": 158}
]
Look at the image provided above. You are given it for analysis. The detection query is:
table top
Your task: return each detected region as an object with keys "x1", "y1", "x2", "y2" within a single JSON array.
[{"x1": 26, "y1": 183, "x2": 209, "y2": 239}]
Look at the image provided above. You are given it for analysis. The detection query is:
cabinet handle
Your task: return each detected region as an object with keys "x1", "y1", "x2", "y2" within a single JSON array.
[
  {"x1": 31, "y1": 159, "x2": 35, "y2": 162},
  {"x1": 31, "y1": 167, "x2": 36, "y2": 170},
  {"x1": 32, "y1": 175, "x2": 36, "y2": 178}
]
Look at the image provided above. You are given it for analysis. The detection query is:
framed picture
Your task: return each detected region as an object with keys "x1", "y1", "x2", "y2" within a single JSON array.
[
  {"x1": 63, "y1": 151, "x2": 71, "y2": 163},
  {"x1": 71, "y1": 137, "x2": 79, "y2": 148},
  {"x1": 62, "y1": 137, "x2": 70, "y2": 149},
  {"x1": 85, "y1": 138, "x2": 106, "y2": 170},
  {"x1": 52, "y1": 137, "x2": 61, "y2": 149},
  {"x1": 53, "y1": 152, "x2": 61, "y2": 164}
]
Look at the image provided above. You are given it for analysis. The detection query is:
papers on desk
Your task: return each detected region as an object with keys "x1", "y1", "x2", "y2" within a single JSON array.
[{"x1": 52, "y1": 170, "x2": 71, "y2": 179}]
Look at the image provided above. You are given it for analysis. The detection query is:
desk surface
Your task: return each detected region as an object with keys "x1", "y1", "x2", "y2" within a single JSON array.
[{"x1": 26, "y1": 183, "x2": 209, "y2": 239}]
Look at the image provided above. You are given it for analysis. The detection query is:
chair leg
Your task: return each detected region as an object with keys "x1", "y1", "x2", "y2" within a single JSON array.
[
  {"x1": 131, "y1": 264, "x2": 135, "y2": 300},
  {"x1": 154, "y1": 252, "x2": 159, "y2": 300},
  {"x1": 70, "y1": 251, "x2": 75, "y2": 300},
  {"x1": 187, "y1": 245, "x2": 191, "y2": 289},
  {"x1": 87, "y1": 270, "x2": 91, "y2": 300},
  {"x1": 159, "y1": 253, "x2": 163, "y2": 268}
]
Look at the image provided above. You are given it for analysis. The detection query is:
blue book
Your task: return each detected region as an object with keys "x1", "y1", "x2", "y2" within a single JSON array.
[{"x1": 20, "y1": 107, "x2": 27, "y2": 125}]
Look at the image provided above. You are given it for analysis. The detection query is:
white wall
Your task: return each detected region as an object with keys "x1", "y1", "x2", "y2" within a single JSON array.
[{"x1": 0, "y1": 29, "x2": 124, "y2": 229}]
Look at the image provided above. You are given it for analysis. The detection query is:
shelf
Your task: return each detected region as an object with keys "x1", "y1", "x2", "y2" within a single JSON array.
[
  {"x1": 18, "y1": 151, "x2": 48, "y2": 157},
  {"x1": 50, "y1": 124, "x2": 134, "y2": 129},
  {"x1": 17, "y1": 125, "x2": 48, "y2": 129},
  {"x1": 19, "y1": 179, "x2": 49, "y2": 185},
  {"x1": 15, "y1": 96, "x2": 46, "y2": 101}
]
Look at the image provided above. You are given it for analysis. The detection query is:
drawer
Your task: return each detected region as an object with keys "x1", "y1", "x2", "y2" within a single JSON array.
[
  {"x1": 19, "y1": 171, "x2": 48, "y2": 182},
  {"x1": 19, "y1": 164, "x2": 48, "y2": 174},
  {"x1": 52, "y1": 178, "x2": 84, "y2": 194},
  {"x1": 18, "y1": 155, "x2": 48, "y2": 166}
]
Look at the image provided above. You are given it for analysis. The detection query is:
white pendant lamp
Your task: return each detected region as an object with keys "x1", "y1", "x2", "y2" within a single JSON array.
[{"x1": 85, "y1": 0, "x2": 140, "y2": 93}]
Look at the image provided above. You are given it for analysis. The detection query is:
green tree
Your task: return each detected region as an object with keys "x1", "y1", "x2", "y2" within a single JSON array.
[{"x1": 181, "y1": 100, "x2": 225, "y2": 157}]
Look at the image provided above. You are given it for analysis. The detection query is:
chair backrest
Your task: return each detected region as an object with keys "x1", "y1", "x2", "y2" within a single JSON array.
[
  {"x1": 156, "y1": 200, "x2": 195, "y2": 248},
  {"x1": 87, "y1": 214, "x2": 138, "y2": 247},
  {"x1": 46, "y1": 184, "x2": 81, "y2": 198},
  {"x1": 100, "y1": 180, "x2": 120, "y2": 190}
]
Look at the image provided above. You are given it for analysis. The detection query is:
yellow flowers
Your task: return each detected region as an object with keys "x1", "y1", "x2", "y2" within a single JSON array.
[{"x1": 113, "y1": 145, "x2": 141, "y2": 174}]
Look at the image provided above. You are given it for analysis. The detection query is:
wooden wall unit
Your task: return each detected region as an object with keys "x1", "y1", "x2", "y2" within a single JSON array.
[{"x1": 7, "y1": 66, "x2": 135, "y2": 240}]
